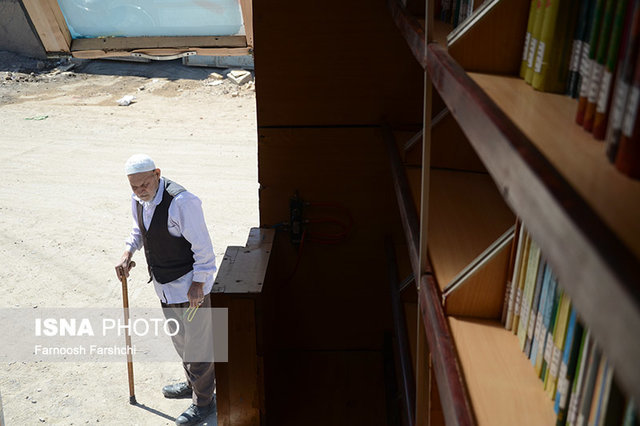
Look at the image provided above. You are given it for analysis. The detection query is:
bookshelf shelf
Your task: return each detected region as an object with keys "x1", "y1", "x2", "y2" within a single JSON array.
[
  {"x1": 468, "y1": 73, "x2": 640, "y2": 260},
  {"x1": 427, "y1": 169, "x2": 514, "y2": 290},
  {"x1": 449, "y1": 316, "x2": 557, "y2": 426}
]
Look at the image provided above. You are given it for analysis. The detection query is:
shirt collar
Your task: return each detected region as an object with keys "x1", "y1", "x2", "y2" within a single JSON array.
[{"x1": 133, "y1": 177, "x2": 164, "y2": 207}]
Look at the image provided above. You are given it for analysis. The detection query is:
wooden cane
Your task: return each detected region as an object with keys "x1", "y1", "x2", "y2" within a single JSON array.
[{"x1": 119, "y1": 261, "x2": 137, "y2": 405}]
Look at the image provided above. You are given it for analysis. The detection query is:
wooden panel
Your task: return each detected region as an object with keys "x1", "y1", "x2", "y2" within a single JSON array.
[
  {"x1": 447, "y1": 0, "x2": 529, "y2": 74},
  {"x1": 427, "y1": 44, "x2": 640, "y2": 405},
  {"x1": 71, "y1": 47, "x2": 251, "y2": 59},
  {"x1": 444, "y1": 239, "x2": 511, "y2": 319},
  {"x1": 428, "y1": 169, "x2": 515, "y2": 290},
  {"x1": 22, "y1": 0, "x2": 71, "y2": 53},
  {"x1": 266, "y1": 351, "x2": 387, "y2": 426},
  {"x1": 431, "y1": 113, "x2": 486, "y2": 173},
  {"x1": 214, "y1": 296, "x2": 261, "y2": 426},
  {"x1": 71, "y1": 36, "x2": 247, "y2": 51},
  {"x1": 448, "y1": 317, "x2": 556, "y2": 426},
  {"x1": 239, "y1": 0, "x2": 254, "y2": 47},
  {"x1": 213, "y1": 228, "x2": 274, "y2": 294},
  {"x1": 254, "y1": 0, "x2": 424, "y2": 126},
  {"x1": 258, "y1": 127, "x2": 400, "y2": 350}
]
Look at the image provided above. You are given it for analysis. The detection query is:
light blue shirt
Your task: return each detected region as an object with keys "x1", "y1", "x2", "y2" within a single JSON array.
[{"x1": 125, "y1": 178, "x2": 216, "y2": 304}]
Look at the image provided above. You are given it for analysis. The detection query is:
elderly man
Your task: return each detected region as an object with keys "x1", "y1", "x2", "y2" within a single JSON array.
[{"x1": 115, "y1": 154, "x2": 217, "y2": 426}]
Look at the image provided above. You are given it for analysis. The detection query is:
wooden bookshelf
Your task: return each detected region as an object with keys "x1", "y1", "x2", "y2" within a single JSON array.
[
  {"x1": 468, "y1": 73, "x2": 640, "y2": 261},
  {"x1": 448, "y1": 317, "x2": 556, "y2": 426}
]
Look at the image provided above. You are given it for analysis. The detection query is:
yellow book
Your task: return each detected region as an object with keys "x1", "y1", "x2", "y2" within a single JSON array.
[
  {"x1": 521, "y1": 0, "x2": 540, "y2": 78},
  {"x1": 525, "y1": 0, "x2": 548, "y2": 84},
  {"x1": 512, "y1": 232, "x2": 531, "y2": 334},
  {"x1": 517, "y1": 239, "x2": 541, "y2": 350}
]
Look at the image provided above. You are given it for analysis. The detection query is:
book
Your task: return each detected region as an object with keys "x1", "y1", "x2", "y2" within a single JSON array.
[
  {"x1": 606, "y1": 0, "x2": 640, "y2": 161},
  {"x1": 526, "y1": 1, "x2": 549, "y2": 84},
  {"x1": 512, "y1": 232, "x2": 531, "y2": 334},
  {"x1": 593, "y1": 0, "x2": 630, "y2": 139},
  {"x1": 541, "y1": 282, "x2": 562, "y2": 381},
  {"x1": 623, "y1": 399, "x2": 639, "y2": 426},
  {"x1": 567, "y1": 330, "x2": 593, "y2": 425},
  {"x1": 531, "y1": 263, "x2": 553, "y2": 367},
  {"x1": 441, "y1": 0, "x2": 453, "y2": 23},
  {"x1": 577, "y1": 344, "x2": 603, "y2": 426},
  {"x1": 532, "y1": 0, "x2": 580, "y2": 92},
  {"x1": 554, "y1": 309, "x2": 584, "y2": 424},
  {"x1": 536, "y1": 272, "x2": 559, "y2": 376},
  {"x1": 521, "y1": 0, "x2": 540, "y2": 78},
  {"x1": 601, "y1": 369, "x2": 625, "y2": 426},
  {"x1": 567, "y1": 0, "x2": 596, "y2": 97},
  {"x1": 505, "y1": 223, "x2": 526, "y2": 331},
  {"x1": 616, "y1": 45, "x2": 640, "y2": 179},
  {"x1": 587, "y1": 356, "x2": 608, "y2": 425},
  {"x1": 453, "y1": 0, "x2": 461, "y2": 26},
  {"x1": 502, "y1": 220, "x2": 521, "y2": 326},
  {"x1": 525, "y1": 259, "x2": 546, "y2": 357},
  {"x1": 545, "y1": 293, "x2": 572, "y2": 398},
  {"x1": 583, "y1": 0, "x2": 620, "y2": 132},
  {"x1": 577, "y1": 0, "x2": 608, "y2": 124},
  {"x1": 517, "y1": 239, "x2": 541, "y2": 350}
]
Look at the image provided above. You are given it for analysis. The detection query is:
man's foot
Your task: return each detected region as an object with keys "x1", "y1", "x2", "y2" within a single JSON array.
[
  {"x1": 175, "y1": 402, "x2": 215, "y2": 425},
  {"x1": 162, "y1": 382, "x2": 192, "y2": 399}
]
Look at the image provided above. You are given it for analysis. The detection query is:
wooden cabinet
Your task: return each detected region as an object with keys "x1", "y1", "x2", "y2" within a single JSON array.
[{"x1": 386, "y1": 0, "x2": 640, "y2": 424}]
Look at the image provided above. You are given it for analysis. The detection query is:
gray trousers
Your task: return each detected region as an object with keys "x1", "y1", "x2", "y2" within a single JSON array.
[{"x1": 161, "y1": 292, "x2": 216, "y2": 407}]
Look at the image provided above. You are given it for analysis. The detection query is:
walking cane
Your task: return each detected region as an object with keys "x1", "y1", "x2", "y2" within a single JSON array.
[{"x1": 119, "y1": 261, "x2": 137, "y2": 405}]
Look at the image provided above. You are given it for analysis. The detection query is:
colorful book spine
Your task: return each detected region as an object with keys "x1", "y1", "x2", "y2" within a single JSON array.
[
  {"x1": 505, "y1": 224, "x2": 526, "y2": 331},
  {"x1": 567, "y1": 330, "x2": 593, "y2": 425},
  {"x1": 593, "y1": 0, "x2": 630, "y2": 139},
  {"x1": 536, "y1": 272, "x2": 558, "y2": 376},
  {"x1": 525, "y1": 259, "x2": 546, "y2": 357},
  {"x1": 517, "y1": 240, "x2": 541, "y2": 350},
  {"x1": 583, "y1": 0, "x2": 619, "y2": 132},
  {"x1": 542, "y1": 282, "x2": 562, "y2": 381},
  {"x1": 623, "y1": 399, "x2": 639, "y2": 426},
  {"x1": 577, "y1": 344, "x2": 603, "y2": 426},
  {"x1": 512, "y1": 233, "x2": 531, "y2": 334},
  {"x1": 602, "y1": 367, "x2": 625, "y2": 426},
  {"x1": 526, "y1": 1, "x2": 549, "y2": 84},
  {"x1": 587, "y1": 356, "x2": 608, "y2": 425},
  {"x1": 546, "y1": 294, "x2": 572, "y2": 398},
  {"x1": 533, "y1": 0, "x2": 580, "y2": 92},
  {"x1": 522, "y1": 0, "x2": 540, "y2": 78},
  {"x1": 532, "y1": 263, "x2": 553, "y2": 367},
  {"x1": 567, "y1": 0, "x2": 595, "y2": 97},
  {"x1": 606, "y1": 0, "x2": 640, "y2": 161},
  {"x1": 616, "y1": 43, "x2": 640, "y2": 179},
  {"x1": 577, "y1": 0, "x2": 608, "y2": 124},
  {"x1": 554, "y1": 309, "x2": 584, "y2": 424}
]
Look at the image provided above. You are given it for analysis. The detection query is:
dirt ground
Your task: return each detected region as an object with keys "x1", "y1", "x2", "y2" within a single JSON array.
[{"x1": 0, "y1": 51, "x2": 258, "y2": 425}]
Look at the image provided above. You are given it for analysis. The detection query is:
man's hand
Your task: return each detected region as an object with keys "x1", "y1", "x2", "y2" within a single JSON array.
[
  {"x1": 187, "y1": 282, "x2": 205, "y2": 308},
  {"x1": 115, "y1": 251, "x2": 134, "y2": 281}
]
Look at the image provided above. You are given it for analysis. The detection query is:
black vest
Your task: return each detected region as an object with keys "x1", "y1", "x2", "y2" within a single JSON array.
[{"x1": 137, "y1": 178, "x2": 194, "y2": 284}]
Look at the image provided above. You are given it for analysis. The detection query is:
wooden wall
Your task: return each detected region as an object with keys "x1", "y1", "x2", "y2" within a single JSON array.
[{"x1": 253, "y1": 0, "x2": 423, "y2": 423}]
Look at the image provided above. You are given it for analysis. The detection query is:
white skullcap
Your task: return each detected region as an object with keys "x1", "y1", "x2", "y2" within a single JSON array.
[{"x1": 125, "y1": 154, "x2": 156, "y2": 175}]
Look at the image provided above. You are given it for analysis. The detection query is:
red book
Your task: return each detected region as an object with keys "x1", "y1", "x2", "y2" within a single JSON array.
[{"x1": 615, "y1": 48, "x2": 640, "y2": 179}]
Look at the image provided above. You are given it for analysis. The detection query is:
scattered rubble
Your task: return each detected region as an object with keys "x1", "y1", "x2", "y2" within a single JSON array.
[{"x1": 228, "y1": 69, "x2": 252, "y2": 85}]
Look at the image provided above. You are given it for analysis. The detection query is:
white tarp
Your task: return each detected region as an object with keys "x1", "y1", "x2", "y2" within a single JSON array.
[{"x1": 57, "y1": 0, "x2": 244, "y2": 38}]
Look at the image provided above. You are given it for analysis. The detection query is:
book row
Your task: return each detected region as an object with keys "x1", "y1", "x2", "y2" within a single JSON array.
[
  {"x1": 519, "y1": 0, "x2": 640, "y2": 180},
  {"x1": 502, "y1": 226, "x2": 638, "y2": 426}
]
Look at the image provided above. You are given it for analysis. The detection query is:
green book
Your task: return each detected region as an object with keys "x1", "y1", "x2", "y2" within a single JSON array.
[
  {"x1": 567, "y1": 331, "x2": 593, "y2": 425},
  {"x1": 567, "y1": 0, "x2": 596, "y2": 96},
  {"x1": 521, "y1": 0, "x2": 541, "y2": 78},
  {"x1": 541, "y1": 284, "x2": 562, "y2": 381},
  {"x1": 545, "y1": 294, "x2": 571, "y2": 398},
  {"x1": 584, "y1": 0, "x2": 621, "y2": 131},
  {"x1": 577, "y1": 0, "x2": 608, "y2": 124},
  {"x1": 526, "y1": 0, "x2": 548, "y2": 84},
  {"x1": 532, "y1": 0, "x2": 580, "y2": 92}
]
